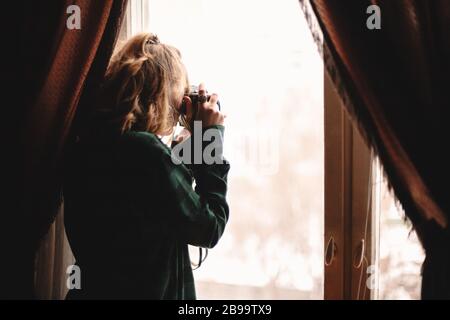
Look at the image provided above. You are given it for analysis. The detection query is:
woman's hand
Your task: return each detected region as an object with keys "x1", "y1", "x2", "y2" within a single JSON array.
[
  {"x1": 171, "y1": 127, "x2": 191, "y2": 148},
  {"x1": 194, "y1": 83, "x2": 225, "y2": 128}
]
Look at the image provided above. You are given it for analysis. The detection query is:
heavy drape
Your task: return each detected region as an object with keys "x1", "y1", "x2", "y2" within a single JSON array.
[{"x1": 2, "y1": 0, "x2": 127, "y2": 298}]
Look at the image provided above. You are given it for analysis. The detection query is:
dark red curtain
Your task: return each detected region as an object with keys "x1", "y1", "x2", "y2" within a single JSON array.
[
  {"x1": 300, "y1": 0, "x2": 450, "y2": 298},
  {"x1": 2, "y1": 0, "x2": 127, "y2": 298}
]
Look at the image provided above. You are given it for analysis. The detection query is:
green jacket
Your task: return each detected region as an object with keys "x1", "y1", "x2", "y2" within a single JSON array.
[{"x1": 63, "y1": 125, "x2": 230, "y2": 299}]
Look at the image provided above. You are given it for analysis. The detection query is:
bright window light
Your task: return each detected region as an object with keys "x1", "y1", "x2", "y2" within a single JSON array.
[{"x1": 139, "y1": 0, "x2": 324, "y2": 299}]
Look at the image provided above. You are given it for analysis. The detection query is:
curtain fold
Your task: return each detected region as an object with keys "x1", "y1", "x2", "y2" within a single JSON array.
[
  {"x1": 3, "y1": 0, "x2": 127, "y2": 298},
  {"x1": 34, "y1": 202, "x2": 75, "y2": 300},
  {"x1": 300, "y1": 0, "x2": 450, "y2": 298}
]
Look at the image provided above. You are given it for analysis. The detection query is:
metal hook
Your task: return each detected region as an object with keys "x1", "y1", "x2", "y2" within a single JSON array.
[
  {"x1": 325, "y1": 236, "x2": 337, "y2": 267},
  {"x1": 353, "y1": 239, "x2": 365, "y2": 269}
]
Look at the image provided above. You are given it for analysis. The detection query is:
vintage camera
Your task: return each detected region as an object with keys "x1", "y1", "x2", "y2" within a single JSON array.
[{"x1": 178, "y1": 85, "x2": 221, "y2": 130}]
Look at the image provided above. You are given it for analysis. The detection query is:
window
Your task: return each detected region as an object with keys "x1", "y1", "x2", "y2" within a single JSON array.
[
  {"x1": 323, "y1": 73, "x2": 423, "y2": 300},
  {"x1": 117, "y1": 0, "x2": 424, "y2": 300},
  {"x1": 122, "y1": 0, "x2": 325, "y2": 299},
  {"x1": 372, "y1": 158, "x2": 424, "y2": 299}
]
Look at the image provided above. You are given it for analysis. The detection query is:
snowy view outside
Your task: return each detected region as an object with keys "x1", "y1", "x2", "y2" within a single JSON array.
[
  {"x1": 373, "y1": 160, "x2": 425, "y2": 300},
  {"x1": 373, "y1": 162, "x2": 425, "y2": 300}
]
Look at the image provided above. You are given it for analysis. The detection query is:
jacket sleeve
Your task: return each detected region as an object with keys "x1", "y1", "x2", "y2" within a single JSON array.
[{"x1": 143, "y1": 125, "x2": 230, "y2": 249}]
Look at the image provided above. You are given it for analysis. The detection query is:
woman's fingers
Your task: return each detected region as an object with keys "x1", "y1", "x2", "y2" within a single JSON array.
[
  {"x1": 208, "y1": 93, "x2": 219, "y2": 110},
  {"x1": 198, "y1": 83, "x2": 206, "y2": 97},
  {"x1": 195, "y1": 83, "x2": 225, "y2": 126}
]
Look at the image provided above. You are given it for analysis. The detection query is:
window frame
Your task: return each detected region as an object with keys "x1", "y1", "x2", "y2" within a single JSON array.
[{"x1": 324, "y1": 71, "x2": 375, "y2": 300}]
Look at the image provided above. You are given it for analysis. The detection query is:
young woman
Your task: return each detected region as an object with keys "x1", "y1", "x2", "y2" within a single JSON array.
[{"x1": 63, "y1": 33, "x2": 230, "y2": 299}]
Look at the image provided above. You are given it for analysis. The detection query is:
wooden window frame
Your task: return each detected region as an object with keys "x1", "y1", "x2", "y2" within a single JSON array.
[{"x1": 324, "y1": 71, "x2": 375, "y2": 300}]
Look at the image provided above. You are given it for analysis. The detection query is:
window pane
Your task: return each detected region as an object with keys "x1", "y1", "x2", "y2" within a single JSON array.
[
  {"x1": 372, "y1": 159, "x2": 425, "y2": 299},
  {"x1": 146, "y1": 0, "x2": 324, "y2": 299}
]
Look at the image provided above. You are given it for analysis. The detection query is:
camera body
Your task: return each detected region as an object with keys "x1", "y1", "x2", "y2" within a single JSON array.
[
  {"x1": 179, "y1": 85, "x2": 221, "y2": 116},
  {"x1": 178, "y1": 85, "x2": 221, "y2": 131}
]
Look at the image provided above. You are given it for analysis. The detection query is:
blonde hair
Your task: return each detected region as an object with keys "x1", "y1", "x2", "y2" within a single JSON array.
[{"x1": 98, "y1": 33, "x2": 189, "y2": 135}]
